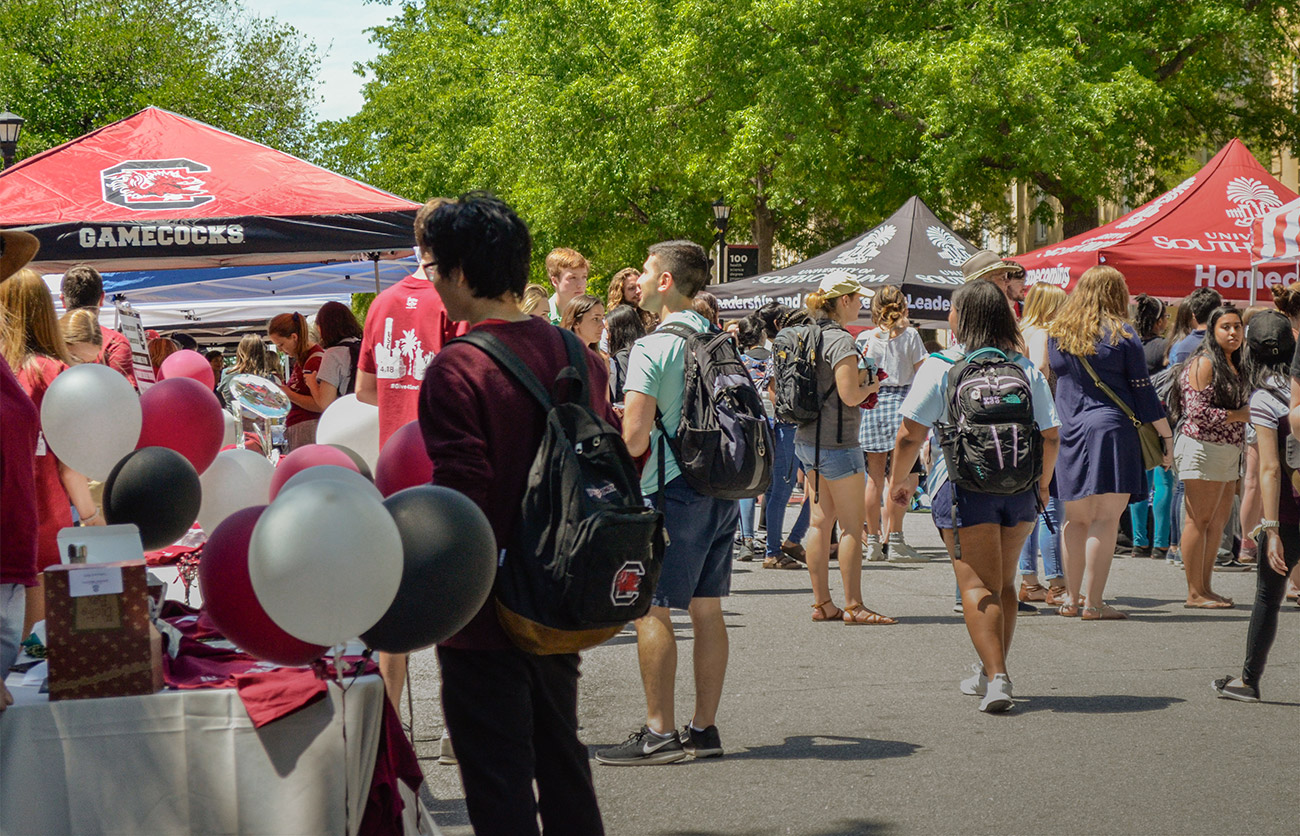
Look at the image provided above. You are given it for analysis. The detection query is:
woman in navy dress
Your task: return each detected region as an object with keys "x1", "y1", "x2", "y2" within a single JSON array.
[{"x1": 1047, "y1": 267, "x2": 1173, "y2": 620}]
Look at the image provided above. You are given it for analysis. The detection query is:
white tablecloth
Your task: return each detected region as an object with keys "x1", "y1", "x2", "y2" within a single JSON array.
[{"x1": 0, "y1": 673, "x2": 431, "y2": 835}]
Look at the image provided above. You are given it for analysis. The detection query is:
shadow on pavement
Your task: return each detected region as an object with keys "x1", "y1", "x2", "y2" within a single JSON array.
[
  {"x1": 419, "y1": 781, "x2": 469, "y2": 828},
  {"x1": 656, "y1": 820, "x2": 894, "y2": 836},
  {"x1": 731, "y1": 587, "x2": 810, "y2": 596},
  {"x1": 1014, "y1": 694, "x2": 1185, "y2": 714},
  {"x1": 724, "y1": 734, "x2": 921, "y2": 762}
]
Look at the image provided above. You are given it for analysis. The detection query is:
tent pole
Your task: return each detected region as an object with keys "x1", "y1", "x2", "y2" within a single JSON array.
[
  {"x1": 1250, "y1": 264, "x2": 1257, "y2": 307},
  {"x1": 369, "y1": 253, "x2": 381, "y2": 294}
]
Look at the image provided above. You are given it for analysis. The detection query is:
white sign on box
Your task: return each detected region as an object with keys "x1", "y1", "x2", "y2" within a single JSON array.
[{"x1": 68, "y1": 566, "x2": 125, "y2": 598}]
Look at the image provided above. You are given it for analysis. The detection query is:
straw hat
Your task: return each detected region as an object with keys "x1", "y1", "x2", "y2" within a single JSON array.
[
  {"x1": 961, "y1": 249, "x2": 1019, "y2": 283},
  {"x1": 0, "y1": 230, "x2": 39, "y2": 283}
]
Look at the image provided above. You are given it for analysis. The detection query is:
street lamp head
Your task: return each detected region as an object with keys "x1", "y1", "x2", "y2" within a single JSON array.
[
  {"x1": 712, "y1": 196, "x2": 730, "y2": 233},
  {"x1": 0, "y1": 111, "x2": 24, "y2": 169}
]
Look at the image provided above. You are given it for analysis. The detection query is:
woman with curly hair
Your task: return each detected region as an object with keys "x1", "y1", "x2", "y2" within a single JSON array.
[
  {"x1": 855, "y1": 285, "x2": 927, "y2": 563},
  {"x1": 1169, "y1": 305, "x2": 1251, "y2": 608},
  {"x1": 607, "y1": 267, "x2": 656, "y2": 334},
  {"x1": 1047, "y1": 267, "x2": 1173, "y2": 620}
]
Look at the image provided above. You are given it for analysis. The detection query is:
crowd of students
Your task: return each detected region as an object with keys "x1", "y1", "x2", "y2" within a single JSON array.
[{"x1": 5, "y1": 192, "x2": 1300, "y2": 835}]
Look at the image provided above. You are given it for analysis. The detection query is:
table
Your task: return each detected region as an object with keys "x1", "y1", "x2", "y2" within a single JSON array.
[{"x1": 0, "y1": 674, "x2": 433, "y2": 835}]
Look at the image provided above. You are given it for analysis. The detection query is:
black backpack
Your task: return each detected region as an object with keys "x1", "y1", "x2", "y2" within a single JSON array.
[
  {"x1": 454, "y1": 328, "x2": 665, "y2": 655},
  {"x1": 935, "y1": 347, "x2": 1043, "y2": 497},
  {"x1": 770, "y1": 320, "x2": 831, "y2": 426},
  {"x1": 654, "y1": 321, "x2": 773, "y2": 500}
]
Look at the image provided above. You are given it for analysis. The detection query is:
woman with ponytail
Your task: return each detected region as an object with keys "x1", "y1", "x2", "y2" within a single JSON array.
[{"x1": 267, "y1": 311, "x2": 325, "y2": 450}]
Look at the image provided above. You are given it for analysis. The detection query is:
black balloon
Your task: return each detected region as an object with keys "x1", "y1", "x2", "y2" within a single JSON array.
[
  {"x1": 362, "y1": 486, "x2": 497, "y2": 653},
  {"x1": 104, "y1": 446, "x2": 203, "y2": 550},
  {"x1": 328, "y1": 444, "x2": 373, "y2": 481}
]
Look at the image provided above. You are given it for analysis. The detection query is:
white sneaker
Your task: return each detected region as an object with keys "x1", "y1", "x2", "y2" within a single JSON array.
[
  {"x1": 886, "y1": 533, "x2": 928, "y2": 563},
  {"x1": 979, "y1": 674, "x2": 1014, "y2": 713},
  {"x1": 865, "y1": 535, "x2": 886, "y2": 562},
  {"x1": 959, "y1": 662, "x2": 987, "y2": 696}
]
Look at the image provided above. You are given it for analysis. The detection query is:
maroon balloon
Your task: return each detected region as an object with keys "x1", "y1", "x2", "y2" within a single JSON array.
[
  {"x1": 137, "y1": 377, "x2": 225, "y2": 474},
  {"x1": 159, "y1": 349, "x2": 216, "y2": 391},
  {"x1": 374, "y1": 420, "x2": 433, "y2": 497},
  {"x1": 198, "y1": 505, "x2": 327, "y2": 666},
  {"x1": 268, "y1": 444, "x2": 359, "y2": 500}
]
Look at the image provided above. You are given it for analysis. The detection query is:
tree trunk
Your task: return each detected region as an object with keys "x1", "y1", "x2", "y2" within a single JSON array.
[
  {"x1": 750, "y1": 167, "x2": 777, "y2": 273},
  {"x1": 1059, "y1": 191, "x2": 1097, "y2": 239}
]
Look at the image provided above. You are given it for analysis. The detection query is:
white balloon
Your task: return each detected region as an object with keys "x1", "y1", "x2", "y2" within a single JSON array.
[
  {"x1": 249, "y1": 478, "x2": 403, "y2": 646},
  {"x1": 277, "y1": 464, "x2": 382, "y2": 503},
  {"x1": 315, "y1": 395, "x2": 380, "y2": 473},
  {"x1": 222, "y1": 410, "x2": 239, "y2": 447},
  {"x1": 40, "y1": 364, "x2": 141, "y2": 480},
  {"x1": 197, "y1": 448, "x2": 274, "y2": 533}
]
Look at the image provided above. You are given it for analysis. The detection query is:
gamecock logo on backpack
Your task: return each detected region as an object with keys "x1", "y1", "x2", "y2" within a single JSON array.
[
  {"x1": 610, "y1": 561, "x2": 646, "y2": 606},
  {"x1": 101, "y1": 159, "x2": 215, "y2": 211}
]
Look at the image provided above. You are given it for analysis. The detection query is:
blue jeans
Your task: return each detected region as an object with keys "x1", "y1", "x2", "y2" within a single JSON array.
[
  {"x1": 1017, "y1": 496, "x2": 1063, "y2": 580},
  {"x1": 763, "y1": 421, "x2": 811, "y2": 557},
  {"x1": 1171, "y1": 478, "x2": 1185, "y2": 548},
  {"x1": 1129, "y1": 466, "x2": 1174, "y2": 549}
]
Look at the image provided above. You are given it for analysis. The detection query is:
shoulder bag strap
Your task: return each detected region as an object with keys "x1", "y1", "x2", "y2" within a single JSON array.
[{"x1": 1077, "y1": 354, "x2": 1141, "y2": 428}]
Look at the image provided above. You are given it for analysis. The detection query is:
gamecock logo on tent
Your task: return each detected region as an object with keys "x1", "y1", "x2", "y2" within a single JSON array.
[
  {"x1": 1225, "y1": 177, "x2": 1282, "y2": 228},
  {"x1": 610, "y1": 561, "x2": 646, "y2": 607},
  {"x1": 833, "y1": 225, "x2": 896, "y2": 265},
  {"x1": 101, "y1": 159, "x2": 215, "y2": 211},
  {"x1": 926, "y1": 226, "x2": 971, "y2": 266}
]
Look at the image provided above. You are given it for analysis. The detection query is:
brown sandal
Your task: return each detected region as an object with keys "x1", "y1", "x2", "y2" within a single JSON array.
[
  {"x1": 842, "y1": 604, "x2": 897, "y2": 625},
  {"x1": 1080, "y1": 604, "x2": 1128, "y2": 620},
  {"x1": 811, "y1": 600, "x2": 843, "y2": 622}
]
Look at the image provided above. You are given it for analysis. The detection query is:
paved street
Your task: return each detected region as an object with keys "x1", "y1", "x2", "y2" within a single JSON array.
[{"x1": 406, "y1": 506, "x2": 1298, "y2": 835}]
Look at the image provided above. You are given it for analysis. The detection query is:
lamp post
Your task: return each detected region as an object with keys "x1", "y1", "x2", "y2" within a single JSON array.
[
  {"x1": 0, "y1": 111, "x2": 24, "y2": 169},
  {"x1": 712, "y1": 196, "x2": 730, "y2": 283}
]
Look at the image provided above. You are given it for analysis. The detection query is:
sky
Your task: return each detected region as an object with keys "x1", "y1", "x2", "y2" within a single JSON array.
[{"x1": 262, "y1": 1, "x2": 403, "y2": 122}]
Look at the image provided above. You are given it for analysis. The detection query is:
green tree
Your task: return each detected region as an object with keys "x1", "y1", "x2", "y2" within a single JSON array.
[
  {"x1": 0, "y1": 0, "x2": 322, "y2": 160},
  {"x1": 319, "y1": 0, "x2": 1300, "y2": 273}
]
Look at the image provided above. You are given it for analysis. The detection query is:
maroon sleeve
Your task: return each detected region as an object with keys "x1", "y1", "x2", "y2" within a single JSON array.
[
  {"x1": 417, "y1": 348, "x2": 492, "y2": 510},
  {"x1": 585, "y1": 349, "x2": 620, "y2": 429},
  {"x1": 100, "y1": 331, "x2": 138, "y2": 387}
]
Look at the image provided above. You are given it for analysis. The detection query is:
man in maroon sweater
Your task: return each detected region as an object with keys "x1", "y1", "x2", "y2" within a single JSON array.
[
  {"x1": 417, "y1": 193, "x2": 607, "y2": 835},
  {"x1": 60, "y1": 264, "x2": 137, "y2": 389}
]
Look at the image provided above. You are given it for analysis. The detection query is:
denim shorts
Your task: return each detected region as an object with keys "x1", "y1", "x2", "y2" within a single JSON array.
[
  {"x1": 647, "y1": 476, "x2": 740, "y2": 609},
  {"x1": 794, "y1": 443, "x2": 866, "y2": 482},
  {"x1": 930, "y1": 481, "x2": 1037, "y2": 531}
]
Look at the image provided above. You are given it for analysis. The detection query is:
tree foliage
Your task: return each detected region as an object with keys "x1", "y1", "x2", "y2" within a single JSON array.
[
  {"x1": 318, "y1": 0, "x2": 1300, "y2": 279},
  {"x1": 0, "y1": 0, "x2": 322, "y2": 159}
]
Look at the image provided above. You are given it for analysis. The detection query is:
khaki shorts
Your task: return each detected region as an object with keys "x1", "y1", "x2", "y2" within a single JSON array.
[{"x1": 1173, "y1": 435, "x2": 1241, "y2": 482}]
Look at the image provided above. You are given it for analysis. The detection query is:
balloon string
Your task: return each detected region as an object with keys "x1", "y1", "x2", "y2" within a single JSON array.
[{"x1": 333, "y1": 644, "x2": 351, "y2": 835}]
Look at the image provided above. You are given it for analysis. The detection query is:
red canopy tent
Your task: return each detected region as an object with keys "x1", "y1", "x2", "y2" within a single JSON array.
[
  {"x1": 1017, "y1": 139, "x2": 1299, "y2": 304},
  {"x1": 0, "y1": 107, "x2": 420, "y2": 274}
]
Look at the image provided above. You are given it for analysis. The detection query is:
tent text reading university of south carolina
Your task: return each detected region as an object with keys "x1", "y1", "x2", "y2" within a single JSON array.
[
  {"x1": 710, "y1": 196, "x2": 979, "y2": 328},
  {"x1": 1017, "y1": 139, "x2": 1299, "y2": 304},
  {"x1": 0, "y1": 107, "x2": 420, "y2": 275}
]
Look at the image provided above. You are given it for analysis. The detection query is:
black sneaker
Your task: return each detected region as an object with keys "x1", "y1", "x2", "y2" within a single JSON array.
[
  {"x1": 1017, "y1": 600, "x2": 1038, "y2": 615},
  {"x1": 595, "y1": 726, "x2": 687, "y2": 766},
  {"x1": 1211, "y1": 676, "x2": 1260, "y2": 703},
  {"x1": 680, "y1": 724, "x2": 724, "y2": 758},
  {"x1": 1214, "y1": 559, "x2": 1253, "y2": 572}
]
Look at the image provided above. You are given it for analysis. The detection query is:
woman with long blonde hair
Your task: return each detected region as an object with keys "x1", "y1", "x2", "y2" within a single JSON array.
[
  {"x1": 58, "y1": 308, "x2": 104, "y2": 365},
  {"x1": 855, "y1": 285, "x2": 927, "y2": 563},
  {"x1": 1019, "y1": 284, "x2": 1067, "y2": 372},
  {"x1": 1047, "y1": 267, "x2": 1173, "y2": 619},
  {"x1": 0, "y1": 270, "x2": 104, "y2": 637}
]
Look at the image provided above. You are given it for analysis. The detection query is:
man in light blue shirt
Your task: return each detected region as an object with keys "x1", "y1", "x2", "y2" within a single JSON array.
[
  {"x1": 1168, "y1": 287, "x2": 1222, "y2": 364},
  {"x1": 595, "y1": 240, "x2": 739, "y2": 766}
]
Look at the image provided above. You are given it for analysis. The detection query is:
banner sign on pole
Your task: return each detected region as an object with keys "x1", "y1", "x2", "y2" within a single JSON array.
[
  {"x1": 114, "y1": 300, "x2": 156, "y2": 391},
  {"x1": 726, "y1": 245, "x2": 760, "y2": 282}
]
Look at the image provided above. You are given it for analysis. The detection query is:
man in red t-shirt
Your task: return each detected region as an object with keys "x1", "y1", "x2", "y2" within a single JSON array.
[
  {"x1": 59, "y1": 264, "x2": 137, "y2": 389},
  {"x1": 356, "y1": 199, "x2": 465, "y2": 713}
]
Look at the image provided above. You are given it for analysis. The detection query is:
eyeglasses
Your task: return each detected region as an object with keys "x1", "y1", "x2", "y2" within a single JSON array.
[{"x1": 420, "y1": 261, "x2": 438, "y2": 279}]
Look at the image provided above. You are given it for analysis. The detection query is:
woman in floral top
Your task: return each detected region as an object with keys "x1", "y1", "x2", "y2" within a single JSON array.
[{"x1": 1171, "y1": 306, "x2": 1251, "y2": 609}]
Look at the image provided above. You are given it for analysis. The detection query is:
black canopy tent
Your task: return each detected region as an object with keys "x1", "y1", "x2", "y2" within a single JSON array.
[{"x1": 711, "y1": 197, "x2": 978, "y2": 328}]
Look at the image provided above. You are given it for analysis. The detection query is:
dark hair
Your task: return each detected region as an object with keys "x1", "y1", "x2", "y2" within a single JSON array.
[
  {"x1": 605, "y1": 304, "x2": 645, "y2": 355},
  {"x1": 1270, "y1": 281, "x2": 1300, "y2": 319},
  {"x1": 951, "y1": 280, "x2": 1025, "y2": 354},
  {"x1": 267, "y1": 311, "x2": 315, "y2": 362},
  {"x1": 413, "y1": 197, "x2": 454, "y2": 252},
  {"x1": 1133, "y1": 293, "x2": 1166, "y2": 340},
  {"x1": 736, "y1": 315, "x2": 764, "y2": 350},
  {"x1": 422, "y1": 192, "x2": 531, "y2": 298},
  {"x1": 692, "y1": 290, "x2": 719, "y2": 325},
  {"x1": 755, "y1": 301, "x2": 788, "y2": 340},
  {"x1": 1190, "y1": 305, "x2": 1249, "y2": 408},
  {"x1": 647, "y1": 240, "x2": 709, "y2": 299},
  {"x1": 559, "y1": 294, "x2": 604, "y2": 336},
  {"x1": 205, "y1": 349, "x2": 223, "y2": 362},
  {"x1": 172, "y1": 332, "x2": 199, "y2": 352},
  {"x1": 60, "y1": 264, "x2": 104, "y2": 310},
  {"x1": 1186, "y1": 287, "x2": 1223, "y2": 325},
  {"x1": 315, "y1": 300, "x2": 363, "y2": 347}
]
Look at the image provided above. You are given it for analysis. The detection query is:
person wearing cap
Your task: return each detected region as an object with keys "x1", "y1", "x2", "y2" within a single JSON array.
[
  {"x1": 961, "y1": 250, "x2": 1027, "y2": 309},
  {"x1": 1212, "y1": 311, "x2": 1298, "y2": 701},
  {"x1": 0, "y1": 230, "x2": 42, "y2": 713},
  {"x1": 795, "y1": 270, "x2": 895, "y2": 625}
]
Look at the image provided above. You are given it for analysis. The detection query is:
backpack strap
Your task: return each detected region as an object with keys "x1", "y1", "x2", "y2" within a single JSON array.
[{"x1": 453, "y1": 330, "x2": 554, "y2": 410}]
